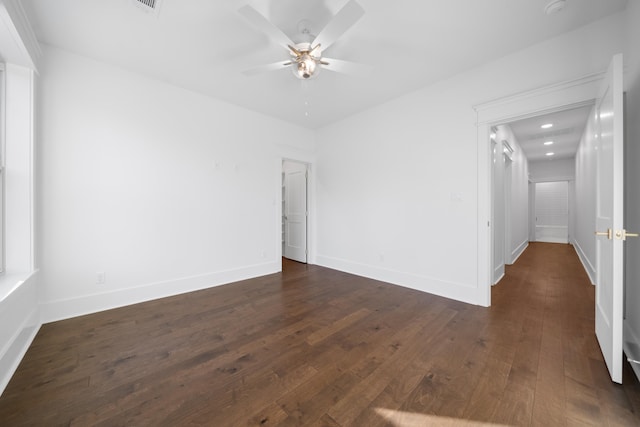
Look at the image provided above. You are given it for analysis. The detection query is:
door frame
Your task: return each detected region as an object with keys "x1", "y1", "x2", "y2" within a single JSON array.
[
  {"x1": 278, "y1": 156, "x2": 315, "y2": 269},
  {"x1": 474, "y1": 72, "x2": 606, "y2": 306},
  {"x1": 282, "y1": 159, "x2": 309, "y2": 263}
]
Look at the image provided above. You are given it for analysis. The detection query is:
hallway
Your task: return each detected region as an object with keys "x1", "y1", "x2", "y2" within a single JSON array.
[{"x1": 492, "y1": 242, "x2": 640, "y2": 425}]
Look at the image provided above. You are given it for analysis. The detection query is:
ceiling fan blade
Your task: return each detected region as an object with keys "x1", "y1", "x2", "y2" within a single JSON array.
[
  {"x1": 238, "y1": 4, "x2": 295, "y2": 50},
  {"x1": 321, "y1": 57, "x2": 371, "y2": 76},
  {"x1": 242, "y1": 60, "x2": 292, "y2": 76},
  {"x1": 312, "y1": 0, "x2": 365, "y2": 51}
]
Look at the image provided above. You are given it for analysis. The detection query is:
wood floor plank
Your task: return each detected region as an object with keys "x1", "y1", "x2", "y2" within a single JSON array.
[
  {"x1": 305, "y1": 307, "x2": 372, "y2": 345},
  {"x1": 460, "y1": 349, "x2": 513, "y2": 422},
  {"x1": 324, "y1": 307, "x2": 460, "y2": 425},
  {"x1": 1, "y1": 247, "x2": 640, "y2": 426}
]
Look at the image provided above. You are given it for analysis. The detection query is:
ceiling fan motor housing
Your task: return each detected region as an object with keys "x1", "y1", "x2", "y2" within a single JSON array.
[{"x1": 290, "y1": 43, "x2": 322, "y2": 79}]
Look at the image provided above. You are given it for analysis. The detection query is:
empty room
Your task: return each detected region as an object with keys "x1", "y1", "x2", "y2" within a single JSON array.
[{"x1": 1, "y1": 0, "x2": 640, "y2": 425}]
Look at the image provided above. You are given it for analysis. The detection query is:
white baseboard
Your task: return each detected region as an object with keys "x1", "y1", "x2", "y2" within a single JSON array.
[
  {"x1": 536, "y1": 237, "x2": 569, "y2": 244},
  {"x1": 511, "y1": 240, "x2": 529, "y2": 264},
  {"x1": 315, "y1": 255, "x2": 482, "y2": 306},
  {"x1": 40, "y1": 261, "x2": 280, "y2": 324},
  {"x1": 573, "y1": 240, "x2": 596, "y2": 284}
]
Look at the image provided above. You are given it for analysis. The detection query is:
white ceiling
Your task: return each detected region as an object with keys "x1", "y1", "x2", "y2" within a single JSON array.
[
  {"x1": 21, "y1": 0, "x2": 628, "y2": 129},
  {"x1": 508, "y1": 104, "x2": 593, "y2": 162}
]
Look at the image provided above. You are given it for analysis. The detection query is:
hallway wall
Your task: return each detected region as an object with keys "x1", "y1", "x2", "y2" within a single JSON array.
[
  {"x1": 573, "y1": 106, "x2": 597, "y2": 283},
  {"x1": 529, "y1": 158, "x2": 575, "y2": 182},
  {"x1": 492, "y1": 125, "x2": 529, "y2": 284}
]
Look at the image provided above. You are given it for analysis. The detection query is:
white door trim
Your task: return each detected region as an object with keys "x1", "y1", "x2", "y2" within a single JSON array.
[{"x1": 474, "y1": 71, "x2": 605, "y2": 307}]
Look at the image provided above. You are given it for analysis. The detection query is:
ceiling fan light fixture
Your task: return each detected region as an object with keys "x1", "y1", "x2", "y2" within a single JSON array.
[
  {"x1": 238, "y1": 0, "x2": 365, "y2": 81},
  {"x1": 294, "y1": 55, "x2": 319, "y2": 79},
  {"x1": 289, "y1": 43, "x2": 322, "y2": 79}
]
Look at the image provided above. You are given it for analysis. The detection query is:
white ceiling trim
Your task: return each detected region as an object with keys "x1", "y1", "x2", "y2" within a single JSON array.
[
  {"x1": 473, "y1": 71, "x2": 603, "y2": 125},
  {"x1": 0, "y1": 0, "x2": 41, "y2": 70}
]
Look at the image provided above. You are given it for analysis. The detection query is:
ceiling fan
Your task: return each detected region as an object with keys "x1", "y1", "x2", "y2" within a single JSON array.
[{"x1": 238, "y1": 0, "x2": 367, "y2": 80}]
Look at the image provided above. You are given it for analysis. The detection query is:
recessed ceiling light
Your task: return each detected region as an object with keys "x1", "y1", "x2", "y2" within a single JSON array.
[
  {"x1": 544, "y1": 141, "x2": 554, "y2": 145},
  {"x1": 546, "y1": 152, "x2": 555, "y2": 156},
  {"x1": 541, "y1": 123, "x2": 553, "y2": 129}
]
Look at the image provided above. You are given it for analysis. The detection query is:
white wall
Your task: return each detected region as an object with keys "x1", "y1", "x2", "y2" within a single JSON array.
[
  {"x1": 623, "y1": 0, "x2": 640, "y2": 379},
  {"x1": 529, "y1": 158, "x2": 575, "y2": 182},
  {"x1": 37, "y1": 46, "x2": 315, "y2": 322},
  {"x1": 574, "y1": 106, "x2": 597, "y2": 282},
  {"x1": 492, "y1": 125, "x2": 529, "y2": 284},
  {"x1": 492, "y1": 137, "x2": 505, "y2": 283},
  {"x1": 315, "y1": 12, "x2": 625, "y2": 305},
  {"x1": 501, "y1": 126, "x2": 529, "y2": 264}
]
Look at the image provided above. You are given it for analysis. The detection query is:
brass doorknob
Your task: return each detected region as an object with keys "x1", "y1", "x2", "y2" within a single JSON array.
[
  {"x1": 595, "y1": 229, "x2": 613, "y2": 239},
  {"x1": 616, "y1": 230, "x2": 639, "y2": 241}
]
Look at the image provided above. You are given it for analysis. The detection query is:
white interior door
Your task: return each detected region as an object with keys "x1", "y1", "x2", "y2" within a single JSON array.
[
  {"x1": 283, "y1": 161, "x2": 307, "y2": 263},
  {"x1": 594, "y1": 54, "x2": 624, "y2": 384}
]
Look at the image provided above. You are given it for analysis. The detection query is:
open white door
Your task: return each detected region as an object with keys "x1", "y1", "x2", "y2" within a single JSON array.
[
  {"x1": 594, "y1": 54, "x2": 624, "y2": 383},
  {"x1": 283, "y1": 161, "x2": 308, "y2": 263}
]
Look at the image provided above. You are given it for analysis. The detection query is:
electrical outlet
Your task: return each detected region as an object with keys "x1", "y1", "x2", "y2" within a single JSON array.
[{"x1": 96, "y1": 272, "x2": 106, "y2": 285}]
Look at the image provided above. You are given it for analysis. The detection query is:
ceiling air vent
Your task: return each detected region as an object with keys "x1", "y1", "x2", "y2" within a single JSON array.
[{"x1": 131, "y1": 0, "x2": 163, "y2": 17}]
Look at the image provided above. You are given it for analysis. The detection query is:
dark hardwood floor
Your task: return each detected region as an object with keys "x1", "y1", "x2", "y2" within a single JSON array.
[{"x1": 1, "y1": 243, "x2": 640, "y2": 426}]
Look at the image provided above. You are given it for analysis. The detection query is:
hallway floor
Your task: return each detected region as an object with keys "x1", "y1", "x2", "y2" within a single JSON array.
[{"x1": 492, "y1": 242, "x2": 640, "y2": 425}]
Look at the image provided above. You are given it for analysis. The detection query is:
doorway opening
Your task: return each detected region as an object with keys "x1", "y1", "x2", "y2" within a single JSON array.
[
  {"x1": 534, "y1": 180, "x2": 569, "y2": 243},
  {"x1": 478, "y1": 56, "x2": 626, "y2": 383},
  {"x1": 475, "y1": 71, "x2": 604, "y2": 306},
  {"x1": 490, "y1": 104, "x2": 593, "y2": 287},
  {"x1": 282, "y1": 159, "x2": 309, "y2": 266}
]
